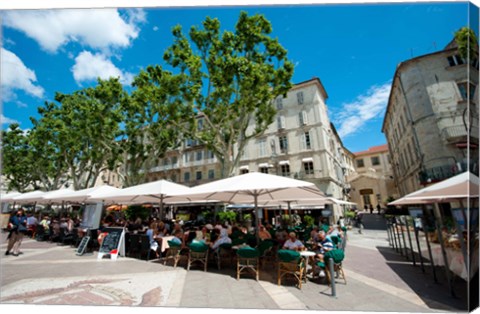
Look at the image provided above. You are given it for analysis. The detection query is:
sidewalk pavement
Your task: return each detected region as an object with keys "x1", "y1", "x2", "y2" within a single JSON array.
[{"x1": 0, "y1": 227, "x2": 468, "y2": 312}]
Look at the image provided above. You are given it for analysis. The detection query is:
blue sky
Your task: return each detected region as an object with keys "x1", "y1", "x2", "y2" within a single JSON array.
[{"x1": 1, "y1": 1, "x2": 476, "y2": 153}]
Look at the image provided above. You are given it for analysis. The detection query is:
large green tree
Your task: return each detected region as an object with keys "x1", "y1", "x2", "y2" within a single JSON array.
[
  {"x1": 139, "y1": 12, "x2": 294, "y2": 178},
  {"x1": 1, "y1": 124, "x2": 39, "y2": 192},
  {"x1": 32, "y1": 78, "x2": 125, "y2": 190},
  {"x1": 119, "y1": 72, "x2": 183, "y2": 186}
]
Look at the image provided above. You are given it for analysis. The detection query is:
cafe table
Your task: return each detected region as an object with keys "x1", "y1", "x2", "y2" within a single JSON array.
[{"x1": 300, "y1": 250, "x2": 316, "y2": 282}]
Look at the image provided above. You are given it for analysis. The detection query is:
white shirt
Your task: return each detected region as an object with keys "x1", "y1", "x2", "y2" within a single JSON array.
[{"x1": 283, "y1": 239, "x2": 304, "y2": 250}]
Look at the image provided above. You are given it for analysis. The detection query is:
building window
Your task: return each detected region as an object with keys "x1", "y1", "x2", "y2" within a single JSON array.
[
  {"x1": 208, "y1": 169, "x2": 215, "y2": 179},
  {"x1": 280, "y1": 164, "x2": 290, "y2": 176},
  {"x1": 258, "y1": 138, "x2": 267, "y2": 157},
  {"x1": 196, "y1": 151, "x2": 203, "y2": 161},
  {"x1": 259, "y1": 166, "x2": 269, "y2": 174},
  {"x1": 279, "y1": 136, "x2": 288, "y2": 153},
  {"x1": 276, "y1": 97, "x2": 283, "y2": 110},
  {"x1": 356, "y1": 159, "x2": 365, "y2": 168},
  {"x1": 184, "y1": 172, "x2": 190, "y2": 182},
  {"x1": 301, "y1": 131, "x2": 312, "y2": 150},
  {"x1": 457, "y1": 82, "x2": 476, "y2": 101},
  {"x1": 196, "y1": 171, "x2": 202, "y2": 181},
  {"x1": 197, "y1": 118, "x2": 204, "y2": 131},
  {"x1": 298, "y1": 111, "x2": 308, "y2": 126},
  {"x1": 447, "y1": 54, "x2": 465, "y2": 67},
  {"x1": 185, "y1": 138, "x2": 193, "y2": 147},
  {"x1": 303, "y1": 161, "x2": 314, "y2": 175},
  {"x1": 172, "y1": 156, "x2": 178, "y2": 165},
  {"x1": 277, "y1": 115, "x2": 286, "y2": 129},
  {"x1": 297, "y1": 92, "x2": 304, "y2": 105},
  {"x1": 371, "y1": 156, "x2": 380, "y2": 166}
]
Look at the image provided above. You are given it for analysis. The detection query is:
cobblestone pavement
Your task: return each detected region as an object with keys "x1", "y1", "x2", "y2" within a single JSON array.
[{"x1": 0, "y1": 222, "x2": 469, "y2": 312}]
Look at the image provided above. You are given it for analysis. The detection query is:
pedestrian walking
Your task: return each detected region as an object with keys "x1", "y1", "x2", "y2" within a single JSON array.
[
  {"x1": 369, "y1": 204, "x2": 374, "y2": 214},
  {"x1": 5, "y1": 208, "x2": 28, "y2": 256},
  {"x1": 355, "y1": 211, "x2": 364, "y2": 234}
]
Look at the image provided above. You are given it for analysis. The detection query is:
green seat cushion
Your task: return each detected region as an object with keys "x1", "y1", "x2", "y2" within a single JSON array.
[
  {"x1": 167, "y1": 240, "x2": 181, "y2": 248},
  {"x1": 330, "y1": 235, "x2": 340, "y2": 245},
  {"x1": 316, "y1": 261, "x2": 325, "y2": 268},
  {"x1": 237, "y1": 246, "x2": 259, "y2": 258},
  {"x1": 189, "y1": 240, "x2": 209, "y2": 252},
  {"x1": 277, "y1": 249, "x2": 300, "y2": 262},
  {"x1": 324, "y1": 249, "x2": 345, "y2": 263}
]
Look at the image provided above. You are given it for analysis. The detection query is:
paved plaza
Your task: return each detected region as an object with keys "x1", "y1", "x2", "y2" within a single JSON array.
[{"x1": 0, "y1": 217, "x2": 469, "y2": 312}]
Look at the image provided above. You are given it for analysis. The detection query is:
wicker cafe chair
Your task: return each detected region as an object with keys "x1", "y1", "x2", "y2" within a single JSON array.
[
  {"x1": 277, "y1": 249, "x2": 305, "y2": 289},
  {"x1": 316, "y1": 249, "x2": 346, "y2": 285},
  {"x1": 164, "y1": 240, "x2": 182, "y2": 268},
  {"x1": 236, "y1": 246, "x2": 260, "y2": 281},
  {"x1": 187, "y1": 240, "x2": 209, "y2": 271}
]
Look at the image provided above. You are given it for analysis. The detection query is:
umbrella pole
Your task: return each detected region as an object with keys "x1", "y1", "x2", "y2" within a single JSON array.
[
  {"x1": 404, "y1": 216, "x2": 416, "y2": 266},
  {"x1": 287, "y1": 201, "x2": 292, "y2": 228},
  {"x1": 159, "y1": 195, "x2": 164, "y2": 221},
  {"x1": 255, "y1": 194, "x2": 260, "y2": 245}
]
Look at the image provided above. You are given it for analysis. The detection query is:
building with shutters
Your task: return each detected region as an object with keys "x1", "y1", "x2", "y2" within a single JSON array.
[
  {"x1": 382, "y1": 38, "x2": 479, "y2": 195},
  {"x1": 145, "y1": 77, "x2": 355, "y2": 219}
]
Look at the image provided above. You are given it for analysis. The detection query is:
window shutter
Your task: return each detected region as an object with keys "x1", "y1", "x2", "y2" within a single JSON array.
[{"x1": 302, "y1": 111, "x2": 308, "y2": 125}]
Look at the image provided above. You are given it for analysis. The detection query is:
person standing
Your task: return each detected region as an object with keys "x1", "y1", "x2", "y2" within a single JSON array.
[{"x1": 6, "y1": 208, "x2": 28, "y2": 256}]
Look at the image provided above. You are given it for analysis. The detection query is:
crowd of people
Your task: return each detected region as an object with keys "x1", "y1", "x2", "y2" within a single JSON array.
[{"x1": 4, "y1": 207, "x2": 347, "y2": 277}]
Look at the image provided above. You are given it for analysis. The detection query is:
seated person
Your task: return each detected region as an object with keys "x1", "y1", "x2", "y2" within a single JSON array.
[
  {"x1": 314, "y1": 230, "x2": 334, "y2": 262},
  {"x1": 282, "y1": 232, "x2": 305, "y2": 251},
  {"x1": 258, "y1": 225, "x2": 272, "y2": 240},
  {"x1": 275, "y1": 228, "x2": 288, "y2": 247},
  {"x1": 171, "y1": 229, "x2": 183, "y2": 245},
  {"x1": 210, "y1": 228, "x2": 232, "y2": 251}
]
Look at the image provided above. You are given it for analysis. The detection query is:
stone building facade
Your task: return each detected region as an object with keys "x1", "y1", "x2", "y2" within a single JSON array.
[
  {"x1": 347, "y1": 144, "x2": 400, "y2": 209},
  {"x1": 382, "y1": 39, "x2": 479, "y2": 195},
  {"x1": 145, "y1": 78, "x2": 354, "y2": 219}
]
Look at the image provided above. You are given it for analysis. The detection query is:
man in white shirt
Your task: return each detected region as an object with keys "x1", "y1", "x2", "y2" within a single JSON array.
[{"x1": 282, "y1": 232, "x2": 305, "y2": 251}]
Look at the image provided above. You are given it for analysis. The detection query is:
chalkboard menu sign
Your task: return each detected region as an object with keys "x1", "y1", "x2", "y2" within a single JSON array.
[
  {"x1": 76, "y1": 236, "x2": 90, "y2": 256},
  {"x1": 97, "y1": 227, "x2": 125, "y2": 260}
]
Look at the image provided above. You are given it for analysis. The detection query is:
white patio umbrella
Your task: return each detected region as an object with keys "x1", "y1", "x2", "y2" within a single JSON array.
[
  {"x1": 88, "y1": 179, "x2": 193, "y2": 218},
  {"x1": 1, "y1": 192, "x2": 22, "y2": 203},
  {"x1": 39, "y1": 188, "x2": 75, "y2": 204},
  {"x1": 181, "y1": 172, "x2": 326, "y2": 240},
  {"x1": 48, "y1": 185, "x2": 120, "y2": 203},
  {"x1": 388, "y1": 171, "x2": 479, "y2": 206},
  {"x1": 13, "y1": 190, "x2": 46, "y2": 204}
]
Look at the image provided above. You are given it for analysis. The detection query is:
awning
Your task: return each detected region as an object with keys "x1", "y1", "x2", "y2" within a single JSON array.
[
  {"x1": 258, "y1": 163, "x2": 273, "y2": 168},
  {"x1": 239, "y1": 165, "x2": 249, "y2": 170},
  {"x1": 279, "y1": 160, "x2": 290, "y2": 165},
  {"x1": 302, "y1": 157, "x2": 314, "y2": 163}
]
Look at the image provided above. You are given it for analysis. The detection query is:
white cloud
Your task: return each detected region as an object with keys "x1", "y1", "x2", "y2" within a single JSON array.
[
  {"x1": 1, "y1": 114, "x2": 19, "y2": 125},
  {"x1": 71, "y1": 51, "x2": 134, "y2": 85},
  {"x1": 335, "y1": 82, "x2": 391, "y2": 138},
  {"x1": 1, "y1": 48, "x2": 45, "y2": 101},
  {"x1": 2, "y1": 9, "x2": 145, "y2": 53},
  {"x1": 153, "y1": 26, "x2": 159, "y2": 32}
]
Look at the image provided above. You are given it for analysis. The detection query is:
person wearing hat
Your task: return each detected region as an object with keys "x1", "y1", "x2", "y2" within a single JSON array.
[{"x1": 282, "y1": 232, "x2": 305, "y2": 251}]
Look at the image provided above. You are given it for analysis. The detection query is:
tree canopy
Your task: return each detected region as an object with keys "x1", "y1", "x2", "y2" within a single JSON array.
[{"x1": 142, "y1": 11, "x2": 294, "y2": 178}]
